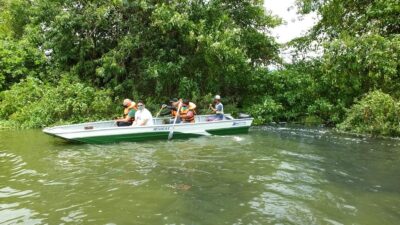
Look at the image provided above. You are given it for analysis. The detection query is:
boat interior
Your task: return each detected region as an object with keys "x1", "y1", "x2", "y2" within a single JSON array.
[{"x1": 153, "y1": 114, "x2": 234, "y2": 125}]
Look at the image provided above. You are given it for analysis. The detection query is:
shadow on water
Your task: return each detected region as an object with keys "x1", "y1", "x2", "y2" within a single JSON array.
[{"x1": 1, "y1": 126, "x2": 400, "y2": 224}]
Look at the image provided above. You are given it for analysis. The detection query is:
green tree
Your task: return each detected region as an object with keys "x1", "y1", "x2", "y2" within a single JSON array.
[
  {"x1": 0, "y1": 0, "x2": 32, "y2": 39},
  {"x1": 0, "y1": 38, "x2": 46, "y2": 91},
  {"x1": 285, "y1": 0, "x2": 400, "y2": 124},
  {"x1": 1, "y1": 0, "x2": 283, "y2": 128},
  {"x1": 0, "y1": 76, "x2": 115, "y2": 128},
  {"x1": 28, "y1": 0, "x2": 281, "y2": 100}
]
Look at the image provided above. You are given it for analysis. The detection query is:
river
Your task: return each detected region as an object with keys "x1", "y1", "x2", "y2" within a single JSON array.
[{"x1": 1, "y1": 126, "x2": 400, "y2": 224}]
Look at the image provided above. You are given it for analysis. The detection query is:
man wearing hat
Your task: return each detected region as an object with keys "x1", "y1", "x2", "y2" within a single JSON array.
[
  {"x1": 208, "y1": 95, "x2": 224, "y2": 121},
  {"x1": 158, "y1": 98, "x2": 179, "y2": 118}
]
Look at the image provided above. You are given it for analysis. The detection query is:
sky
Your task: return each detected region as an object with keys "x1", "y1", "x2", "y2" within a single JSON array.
[
  {"x1": 263, "y1": 0, "x2": 319, "y2": 63},
  {"x1": 263, "y1": 0, "x2": 318, "y2": 44}
]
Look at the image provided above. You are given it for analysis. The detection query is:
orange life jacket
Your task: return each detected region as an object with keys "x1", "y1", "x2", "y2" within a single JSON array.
[
  {"x1": 179, "y1": 107, "x2": 195, "y2": 123},
  {"x1": 171, "y1": 109, "x2": 178, "y2": 117},
  {"x1": 177, "y1": 99, "x2": 197, "y2": 114}
]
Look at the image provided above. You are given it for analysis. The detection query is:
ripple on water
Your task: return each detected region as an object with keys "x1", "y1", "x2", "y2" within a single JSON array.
[
  {"x1": 0, "y1": 187, "x2": 37, "y2": 199},
  {"x1": 249, "y1": 191, "x2": 317, "y2": 224},
  {"x1": 0, "y1": 152, "x2": 43, "y2": 224},
  {"x1": 0, "y1": 205, "x2": 43, "y2": 225},
  {"x1": 1, "y1": 128, "x2": 400, "y2": 224},
  {"x1": 258, "y1": 125, "x2": 376, "y2": 146},
  {"x1": 60, "y1": 209, "x2": 86, "y2": 223}
]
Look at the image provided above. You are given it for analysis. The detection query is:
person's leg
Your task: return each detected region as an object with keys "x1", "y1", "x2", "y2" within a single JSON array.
[
  {"x1": 117, "y1": 121, "x2": 132, "y2": 127},
  {"x1": 207, "y1": 115, "x2": 217, "y2": 121},
  {"x1": 169, "y1": 118, "x2": 182, "y2": 124},
  {"x1": 216, "y1": 114, "x2": 224, "y2": 120}
]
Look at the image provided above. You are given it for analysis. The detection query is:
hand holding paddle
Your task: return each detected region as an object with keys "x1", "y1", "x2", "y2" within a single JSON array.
[{"x1": 155, "y1": 104, "x2": 167, "y2": 118}]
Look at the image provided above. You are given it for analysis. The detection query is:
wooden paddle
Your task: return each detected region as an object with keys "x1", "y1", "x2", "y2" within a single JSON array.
[
  {"x1": 155, "y1": 104, "x2": 167, "y2": 118},
  {"x1": 168, "y1": 102, "x2": 182, "y2": 140}
]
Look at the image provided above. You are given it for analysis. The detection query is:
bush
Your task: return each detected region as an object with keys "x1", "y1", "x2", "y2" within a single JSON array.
[
  {"x1": 337, "y1": 90, "x2": 400, "y2": 136},
  {"x1": 248, "y1": 96, "x2": 283, "y2": 125},
  {"x1": 0, "y1": 76, "x2": 45, "y2": 119},
  {"x1": 0, "y1": 76, "x2": 117, "y2": 128}
]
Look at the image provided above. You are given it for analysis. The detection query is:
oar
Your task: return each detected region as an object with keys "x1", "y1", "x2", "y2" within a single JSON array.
[
  {"x1": 208, "y1": 104, "x2": 215, "y2": 114},
  {"x1": 155, "y1": 104, "x2": 166, "y2": 118},
  {"x1": 168, "y1": 102, "x2": 182, "y2": 140}
]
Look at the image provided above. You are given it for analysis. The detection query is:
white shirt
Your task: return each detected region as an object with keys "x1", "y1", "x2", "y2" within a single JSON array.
[
  {"x1": 134, "y1": 108, "x2": 154, "y2": 126},
  {"x1": 215, "y1": 102, "x2": 224, "y2": 114}
]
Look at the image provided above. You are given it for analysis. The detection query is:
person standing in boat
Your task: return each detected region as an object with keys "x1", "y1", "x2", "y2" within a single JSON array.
[
  {"x1": 115, "y1": 98, "x2": 137, "y2": 126},
  {"x1": 132, "y1": 100, "x2": 154, "y2": 126},
  {"x1": 208, "y1": 95, "x2": 224, "y2": 121}
]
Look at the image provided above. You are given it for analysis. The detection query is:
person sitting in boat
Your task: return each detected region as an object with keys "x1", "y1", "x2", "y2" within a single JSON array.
[
  {"x1": 171, "y1": 98, "x2": 197, "y2": 115},
  {"x1": 179, "y1": 99, "x2": 195, "y2": 123},
  {"x1": 115, "y1": 98, "x2": 137, "y2": 126},
  {"x1": 158, "y1": 98, "x2": 179, "y2": 117},
  {"x1": 132, "y1": 100, "x2": 154, "y2": 126},
  {"x1": 208, "y1": 95, "x2": 224, "y2": 121}
]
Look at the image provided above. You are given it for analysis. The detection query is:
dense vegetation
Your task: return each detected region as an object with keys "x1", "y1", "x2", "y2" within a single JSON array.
[{"x1": 0, "y1": 0, "x2": 399, "y2": 136}]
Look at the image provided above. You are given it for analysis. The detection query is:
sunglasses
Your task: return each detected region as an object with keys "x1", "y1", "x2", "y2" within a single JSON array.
[{"x1": 138, "y1": 104, "x2": 144, "y2": 106}]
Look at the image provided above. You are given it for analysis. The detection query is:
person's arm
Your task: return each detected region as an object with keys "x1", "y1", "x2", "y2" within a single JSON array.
[
  {"x1": 209, "y1": 104, "x2": 216, "y2": 113},
  {"x1": 159, "y1": 106, "x2": 175, "y2": 116},
  {"x1": 186, "y1": 110, "x2": 194, "y2": 120},
  {"x1": 138, "y1": 118, "x2": 148, "y2": 126},
  {"x1": 118, "y1": 109, "x2": 135, "y2": 122},
  {"x1": 131, "y1": 113, "x2": 139, "y2": 126},
  {"x1": 115, "y1": 115, "x2": 132, "y2": 122},
  {"x1": 171, "y1": 109, "x2": 177, "y2": 117}
]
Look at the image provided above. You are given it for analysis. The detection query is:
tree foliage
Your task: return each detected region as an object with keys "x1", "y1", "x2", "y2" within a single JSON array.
[
  {"x1": 0, "y1": 38, "x2": 46, "y2": 90},
  {"x1": 0, "y1": 0, "x2": 281, "y2": 128},
  {"x1": 0, "y1": 76, "x2": 115, "y2": 128},
  {"x1": 247, "y1": 0, "x2": 399, "y2": 131},
  {"x1": 275, "y1": 0, "x2": 400, "y2": 128},
  {"x1": 28, "y1": 0, "x2": 280, "y2": 100},
  {"x1": 338, "y1": 90, "x2": 400, "y2": 136},
  {"x1": 0, "y1": 0, "x2": 398, "y2": 136}
]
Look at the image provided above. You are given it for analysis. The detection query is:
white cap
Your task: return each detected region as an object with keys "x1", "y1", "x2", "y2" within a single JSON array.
[{"x1": 214, "y1": 95, "x2": 221, "y2": 100}]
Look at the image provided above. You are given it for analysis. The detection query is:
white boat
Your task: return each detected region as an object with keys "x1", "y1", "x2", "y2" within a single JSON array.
[{"x1": 43, "y1": 114, "x2": 253, "y2": 144}]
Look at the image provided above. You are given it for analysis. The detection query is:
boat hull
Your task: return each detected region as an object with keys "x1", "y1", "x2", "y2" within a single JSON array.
[{"x1": 43, "y1": 115, "x2": 253, "y2": 144}]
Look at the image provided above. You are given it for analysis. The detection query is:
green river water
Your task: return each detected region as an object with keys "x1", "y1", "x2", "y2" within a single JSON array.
[{"x1": 1, "y1": 126, "x2": 400, "y2": 225}]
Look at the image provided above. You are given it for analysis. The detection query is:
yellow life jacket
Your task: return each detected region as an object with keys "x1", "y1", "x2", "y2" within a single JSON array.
[
  {"x1": 188, "y1": 102, "x2": 197, "y2": 114},
  {"x1": 123, "y1": 102, "x2": 137, "y2": 119},
  {"x1": 174, "y1": 100, "x2": 197, "y2": 115}
]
